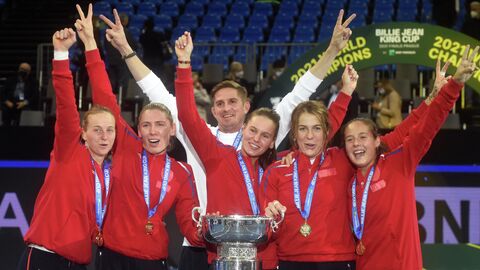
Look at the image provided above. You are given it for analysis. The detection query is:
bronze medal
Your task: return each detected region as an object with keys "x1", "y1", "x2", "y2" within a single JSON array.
[
  {"x1": 299, "y1": 222, "x2": 311, "y2": 237},
  {"x1": 95, "y1": 232, "x2": 104, "y2": 247},
  {"x1": 356, "y1": 240, "x2": 366, "y2": 256},
  {"x1": 145, "y1": 220, "x2": 154, "y2": 235}
]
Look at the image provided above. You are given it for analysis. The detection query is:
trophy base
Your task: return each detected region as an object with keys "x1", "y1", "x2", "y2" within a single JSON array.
[{"x1": 214, "y1": 259, "x2": 261, "y2": 270}]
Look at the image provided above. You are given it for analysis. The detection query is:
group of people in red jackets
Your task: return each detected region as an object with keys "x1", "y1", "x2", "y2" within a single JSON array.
[{"x1": 17, "y1": 3, "x2": 478, "y2": 270}]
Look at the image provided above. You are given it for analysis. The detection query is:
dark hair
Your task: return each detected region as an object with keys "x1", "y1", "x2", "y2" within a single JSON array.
[
  {"x1": 210, "y1": 80, "x2": 248, "y2": 102},
  {"x1": 138, "y1": 102, "x2": 176, "y2": 151},
  {"x1": 341, "y1": 118, "x2": 389, "y2": 156},
  {"x1": 244, "y1": 107, "x2": 280, "y2": 169},
  {"x1": 289, "y1": 100, "x2": 330, "y2": 150}
]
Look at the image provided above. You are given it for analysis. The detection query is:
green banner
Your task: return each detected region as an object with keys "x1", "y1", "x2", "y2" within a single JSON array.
[{"x1": 258, "y1": 22, "x2": 480, "y2": 108}]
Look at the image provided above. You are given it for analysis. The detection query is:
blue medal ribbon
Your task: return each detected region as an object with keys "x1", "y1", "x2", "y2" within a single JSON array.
[
  {"x1": 216, "y1": 128, "x2": 242, "y2": 149},
  {"x1": 236, "y1": 151, "x2": 263, "y2": 215},
  {"x1": 92, "y1": 159, "x2": 111, "y2": 230},
  {"x1": 352, "y1": 165, "x2": 376, "y2": 240},
  {"x1": 292, "y1": 152, "x2": 325, "y2": 220},
  {"x1": 142, "y1": 150, "x2": 171, "y2": 219}
]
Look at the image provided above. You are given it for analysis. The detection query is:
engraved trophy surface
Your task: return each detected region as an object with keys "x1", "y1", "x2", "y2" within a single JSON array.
[{"x1": 192, "y1": 207, "x2": 283, "y2": 270}]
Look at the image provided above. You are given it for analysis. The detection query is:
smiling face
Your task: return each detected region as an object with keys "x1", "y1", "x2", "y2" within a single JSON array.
[
  {"x1": 295, "y1": 112, "x2": 326, "y2": 158},
  {"x1": 82, "y1": 111, "x2": 116, "y2": 163},
  {"x1": 137, "y1": 108, "x2": 175, "y2": 155},
  {"x1": 344, "y1": 120, "x2": 381, "y2": 174},
  {"x1": 211, "y1": 86, "x2": 250, "y2": 133},
  {"x1": 290, "y1": 101, "x2": 330, "y2": 158},
  {"x1": 241, "y1": 115, "x2": 276, "y2": 161}
]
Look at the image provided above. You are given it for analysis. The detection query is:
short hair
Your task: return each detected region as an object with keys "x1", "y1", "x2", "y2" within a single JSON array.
[
  {"x1": 210, "y1": 80, "x2": 248, "y2": 102},
  {"x1": 289, "y1": 100, "x2": 330, "y2": 149}
]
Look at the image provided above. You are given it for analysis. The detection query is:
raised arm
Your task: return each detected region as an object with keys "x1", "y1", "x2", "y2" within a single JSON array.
[
  {"x1": 51, "y1": 28, "x2": 81, "y2": 161},
  {"x1": 99, "y1": 9, "x2": 171, "y2": 105},
  {"x1": 175, "y1": 32, "x2": 222, "y2": 166},
  {"x1": 75, "y1": 4, "x2": 134, "y2": 145},
  {"x1": 326, "y1": 64, "x2": 358, "y2": 141},
  {"x1": 100, "y1": 9, "x2": 199, "y2": 150},
  {"x1": 402, "y1": 45, "x2": 478, "y2": 175},
  {"x1": 275, "y1": 9, "x2": 356, "y2": 146},
  {"x1": 381, "y1": 60, "x2": 451, "y2": 149}
]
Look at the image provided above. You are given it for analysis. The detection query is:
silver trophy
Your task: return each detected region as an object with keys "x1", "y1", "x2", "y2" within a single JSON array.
[{"x1": 192, "y1": 207, "x2": 283, "y2": 270}]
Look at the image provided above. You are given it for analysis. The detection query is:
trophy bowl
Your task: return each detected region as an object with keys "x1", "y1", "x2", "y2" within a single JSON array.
[
  {"x1": 201, "y1": 214, "x2": 271, "y2": 244},
  {"x1": 191, "y1": 208, "x2": 284, "y2": 270}
]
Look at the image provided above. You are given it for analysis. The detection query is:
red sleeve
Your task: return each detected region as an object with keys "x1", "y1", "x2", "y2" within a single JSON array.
[
  {"x1": 84, "y1": 49, "x2": 137, "y2": 150},
  {"x1": 174, "y1": 163, "x2": 205, "y2": 247},
  {"x1": 260, "y1": 163, "x2": 283, "y2": 241},
  {"x1": 327, "y1": 92, "x2": 350, "y2": 142},
  {"x1": 51, "y1": 59, "x2": 82, "y2": 161},
  {"x1": 402, "y1": 79, "x2": 463, "y2": 176},
  {"x1": 381, "y1": 101, "x2": 428, "y2": 150},
  {"x1": 175, "y1": 67, "x2": 222, "y2": 166}
]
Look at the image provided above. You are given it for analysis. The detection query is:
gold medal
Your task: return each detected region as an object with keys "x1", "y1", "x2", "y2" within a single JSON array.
[
  {"x1": 95, "y1": 232, "x2": 104, "y2": 247},
  {"x1": 145, "y1": 220, "x2": 154, "y2": 235},
  {"x1": 299, "y1": 222, "x2": 311, "y2": 237},
  {"x1": 356, "y1": 240, "x2": 366, "y2": 256}
]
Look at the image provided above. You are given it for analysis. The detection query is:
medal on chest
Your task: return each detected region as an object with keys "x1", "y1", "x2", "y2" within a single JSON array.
[
  {"x1": 95, "y1": 231, "x2": 104, "y2": 247},
  {"x1": 92, "y1": 159, "x2": 111, "y2": 246},
  {"x1": 299, "y1": 221, "x2": 312, "y2": 237},
  {"x1": 352, "y1": 165, "x2": 376, "y2": 255},
  {"x1": 142, "y1": 150, "x2": 171, "y2": 235},
  {"x1": 356, "y1": 240, "x2": 366, "y2": 256},
  {"x1": 292, "y1": 153, "x2": 324, "y2": 237},
  {"x1": 145, "y1": 220, "x2": 154, "y2": 235}
]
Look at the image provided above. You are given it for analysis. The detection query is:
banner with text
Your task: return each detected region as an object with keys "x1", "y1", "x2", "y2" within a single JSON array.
[{"x1": 258, "y1": 22, "x2": 480, "y2": 108}]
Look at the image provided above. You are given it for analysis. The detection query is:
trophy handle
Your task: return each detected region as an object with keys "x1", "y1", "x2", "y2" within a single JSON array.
[
  {"x1": 270, "y1": 211, "x2": 285, "y2": 233},
  {"x1": 192, "y1": 207, "x2": 203, "y2": 228}
]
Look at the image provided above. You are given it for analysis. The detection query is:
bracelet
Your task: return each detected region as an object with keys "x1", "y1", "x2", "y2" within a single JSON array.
[
  {"x1": 122, "y1": 51, "x2": 136, "y2": 60},
  {"x1": 178, "y1": 60, "x2": 191, "y2": 64}
]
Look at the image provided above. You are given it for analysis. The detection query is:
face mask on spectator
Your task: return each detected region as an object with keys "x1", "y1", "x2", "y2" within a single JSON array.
[
  {"x1": 235, "y1": 71, "x2": 244, "y2": 78},
  {"x1": 329, "y1": 85, "x2": 338, "y2": 94},
  {"x1": 274, "y1": 69, "x2": 284, "y2": 77},
  {"x1": 471, "y1": 11, "x2": 479, "y2": 18},
  {"x1": 377, "y1": 87, "x2": 386, "y2": 95}
]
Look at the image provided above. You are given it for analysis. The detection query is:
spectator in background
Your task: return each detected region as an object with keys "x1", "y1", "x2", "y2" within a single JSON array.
[
  {"x1": 462, "y1": 1, "x2": 480, "y2": 40},
  {"x1": 1, "y1": 62, "x2": 38, "y2": 126},
  {"x1": 372, "y1": 79, "x2": 402, "y2": 129},
  {"x1": 104, "y1": 13, "x2": 137, "y2": 96},
  {"x1": 140, "y1": 18, "x2": 172, "y2": 82},
  {"x1": 260, "y1": 58, "x2": 286, "y2": 92},
  {"x1": 432, "y1": 0, "x2": 457, "y2": 28},
  {"x1": 192, "y1": 72, "x2": 211, "y2": 122},
  {"x1": 225, "y1": 61, "x2": 253, "y2": 96}
]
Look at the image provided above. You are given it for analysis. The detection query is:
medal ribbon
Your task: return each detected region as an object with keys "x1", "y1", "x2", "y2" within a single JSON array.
[
  {"x1": 236, "y1": 151, "x2": 263, "y2": 215},
  {"x1": 292, "y1": 152, "x2": 325, "y2": 220},
  {"x1": 352, "y1": 165, "x2": 376, "y2": 240},
  {"x1": 93, "y1": 158, "x2": 111, "y2": 230},
  {"x1": 142, "y1": 150, "x2": 171, "y2": 219},
  {"x1": 216, "y1": 128, "x2": 242, "y2": 149}
]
